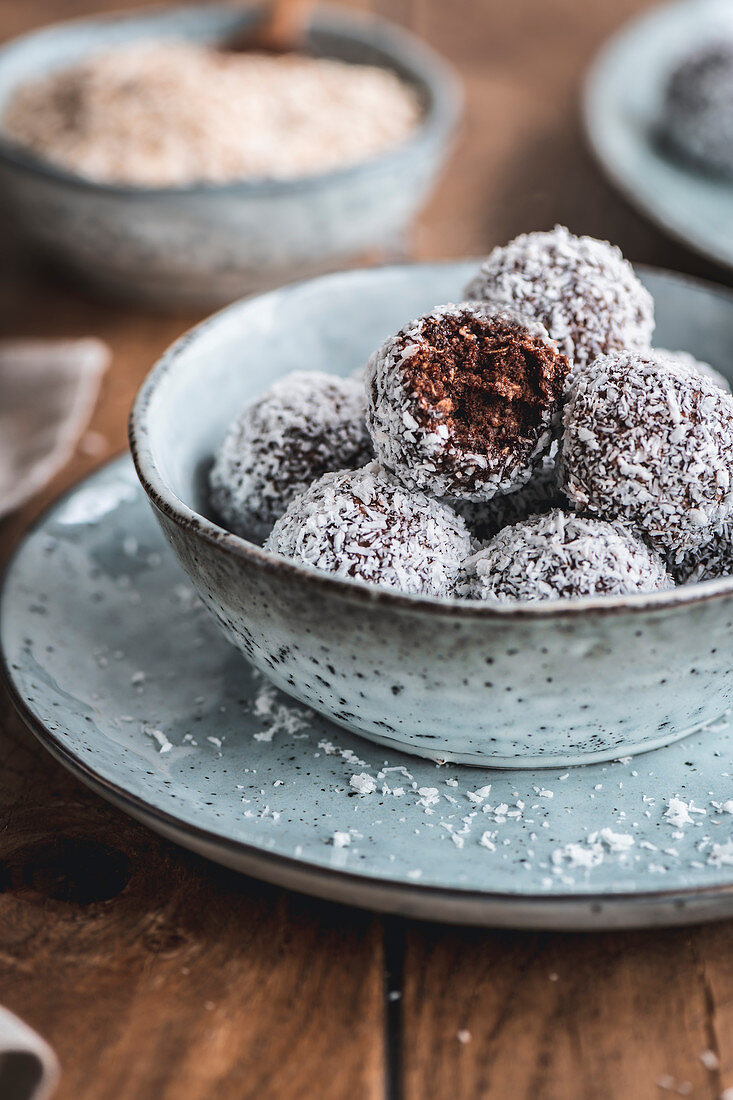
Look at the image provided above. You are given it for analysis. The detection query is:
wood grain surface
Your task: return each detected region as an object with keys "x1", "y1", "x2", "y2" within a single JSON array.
[{"x1": 2, "y1": 1, "x2": 733, "y2": 1098}]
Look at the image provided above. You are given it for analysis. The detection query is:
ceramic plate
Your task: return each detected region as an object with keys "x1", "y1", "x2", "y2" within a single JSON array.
[
  {"x1": 584, "y1": 0, "x2": 733, "y2": 269},
  {"x1": 4, "y1": 457, "x2": 733, "y2": 929}
]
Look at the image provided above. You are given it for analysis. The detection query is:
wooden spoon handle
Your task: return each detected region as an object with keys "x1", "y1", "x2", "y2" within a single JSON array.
[{"x1": 231, "y1": 0, "x2": 315, "y2": 53}]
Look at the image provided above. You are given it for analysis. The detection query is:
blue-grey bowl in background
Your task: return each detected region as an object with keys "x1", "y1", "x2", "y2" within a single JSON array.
[
  {"x1": 0, "y1": 4, "x2": 460, "y2": 308},
  {"x1": 129, "y1": 261, "x2": 733, "y2": 768}
]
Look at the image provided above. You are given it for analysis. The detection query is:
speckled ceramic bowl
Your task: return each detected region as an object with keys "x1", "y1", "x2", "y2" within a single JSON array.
[
  {"x1": 0, "y1": 5, "x2": 459, "y2": 309},
  {"x1": 130, "y1": 261, "x2": 733, "y2": 768}
]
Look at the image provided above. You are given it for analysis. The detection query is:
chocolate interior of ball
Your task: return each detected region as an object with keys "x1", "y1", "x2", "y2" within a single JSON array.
[{"x1": 403, "y1": 312, "x2": 568, "y2": 454}]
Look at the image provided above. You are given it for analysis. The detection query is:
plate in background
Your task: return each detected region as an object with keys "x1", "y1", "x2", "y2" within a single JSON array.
[{"x1": 584, "y1": 0, "x2": 733, "y2": 269}]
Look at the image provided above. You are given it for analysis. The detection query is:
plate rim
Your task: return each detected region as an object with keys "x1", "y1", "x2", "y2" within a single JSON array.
[{"x1": 5, "y1": 456, "x2": 733, "y2": 929}]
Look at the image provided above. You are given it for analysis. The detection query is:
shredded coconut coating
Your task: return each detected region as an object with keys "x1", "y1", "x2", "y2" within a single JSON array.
[
  {"x1": 2, "y1": 41, "x2": 421, "y2": 186},
  {"x1": 669, "y1": 522, "x2": 733, "y2": 585},
  {"x1": 366, "y1": 304, "x2": 569, "y2": 502},
  {"x1": 464, "y1": 226, "x2": 654, "y2": 370},
  {"x1": 559, "y1": 350, "x2": 733, "y2": 558},
  {"x1": 450, "y1": 451, "x2": 562, "y2": 544},
  {"x1": 264, "y1": 462, "x2": 472, "y2": 597},
  {"x1": 463, "y1": 509, "x2": 672, "y2": 603},
  {"x1": 209, "y1": 370, "x2": 372, "y2": 543},
  {"x1": 656, "y1": 348, "x2": 731, "y2": 394},
  {"x1": 661, "y1": 42, "x2": 733, "y2": 178}
]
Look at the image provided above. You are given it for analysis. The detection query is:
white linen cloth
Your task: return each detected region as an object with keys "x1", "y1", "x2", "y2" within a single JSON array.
[
  {"x1": 0, "y1": 338, "x2": 110, "y2": 518},
  {"x1": 0, "y1": 1006, "x2": 59, "y2": 1100},
  {"x1": 0, "y1": 337, "x2": 110, "y2": 1093}
]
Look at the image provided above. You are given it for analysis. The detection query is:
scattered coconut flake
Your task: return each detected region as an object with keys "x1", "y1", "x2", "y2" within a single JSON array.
[
  {"x1": 552, "y1": 839, "x2": 604, "y2": 870},
  {"x1": 251, "y1": 680, "x2": 311, "y2": 743},
  {"x1": 350, "y1": 773, "x2": 377, "y2": 796},
  {"x1": 655, "y1": 1075, "x2": 691, "y2": 1096},
  {"x1": 599, "y1": 828, "x2": 635, "y2": 854},
  {"x1": 144, "y1": 725, "x2": 172, "y2": 754},
  {"x1": 664, "y1": 798, "x2": 695, "y2": 828},
  {"x1": 708, "y1": 840, "x2": 733, "y2": 867},
  {"x1": 417, "y1": 787, "x2": 441, "y2": 811}
]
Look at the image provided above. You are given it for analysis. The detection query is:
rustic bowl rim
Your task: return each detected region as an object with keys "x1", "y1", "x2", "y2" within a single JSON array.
[
  {"x1": 0, "y1": 2, "x2": 461, "y2": 199},
  {"x1": 129, "y1": 259, "x2": 733, "y2": 620}
]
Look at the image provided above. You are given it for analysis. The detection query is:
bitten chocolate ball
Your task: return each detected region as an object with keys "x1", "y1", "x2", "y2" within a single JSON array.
[
  {"x1": 464, "y1": 226, "x2": 654, "y2": 370},
  {"x1": 559, "y1": 351, "x2": 733, "y2": 558},
  {"x1": 264, "y1": 462, "x2": 472, "y2": 597},
  {"x1": 669, "y1": 523, "x2": 733, "y2": 585},
  {"x1": 661, "y1": 43, "x2": 733, "y2": 178},
  {"x1": 451, "y1": 452, "x2": 562, "y2": 544},
  {"x1": 209, "y1": 370, "x2": 372, "y2": 543},
  {"x1": 366, "y1": 304, "x2": 569, "y2": 502},
  {"x1": 463, "y1": 510, "x2": 672, "y2": 603}
]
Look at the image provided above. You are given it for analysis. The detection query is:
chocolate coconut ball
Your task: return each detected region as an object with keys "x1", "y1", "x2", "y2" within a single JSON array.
[
  {"x1": 464, "y1": 510, "x2": 672, "y2": 603},
  {"x1": 656, "y1": 348, "x2": 731, "y2": 394},
  {"x1": 451, "y1": 451, "x2": 562, "y2": 544},
  {"x1": 366, "y1": 304, "x2": 569, "y2": 502},
  {"x1": 264, "y1": 462, "x2": 472, "y2": 597},
  {"x1": 669, "y1": 523, "x2": 733, "y2": 585},
  {"x1": 559, "y1": 350, "x2": 733, "y2": 558},
  {"x1": 464, "y1": 226, "x2": 654, "y2": 370},
  {"x1": 661, "y1": 43, "x2": 733, "y2": 178},
  {"x1": 209, "y1": 370, "x2": 372, "y2": 543}
]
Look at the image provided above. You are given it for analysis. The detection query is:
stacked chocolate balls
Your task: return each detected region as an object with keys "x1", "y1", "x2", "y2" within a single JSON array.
[{"x1": 210, "y1": 226, "x2": 733, "y2": 603}]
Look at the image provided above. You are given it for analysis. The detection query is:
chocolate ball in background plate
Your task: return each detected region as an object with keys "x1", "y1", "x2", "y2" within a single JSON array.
[{"x1": 661, "y1": 42, "x2": 733, "y2": 178}]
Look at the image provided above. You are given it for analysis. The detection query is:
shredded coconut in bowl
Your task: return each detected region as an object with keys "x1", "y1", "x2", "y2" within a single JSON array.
[
  {"x1": 463, "y1": 509, "x2": 673, "y2": 603},
  {"x1": 1, "y1": 41, "x2": 422, "y2": 186},
  {"x1": 264, "y1": 461, "x2": 472, "y2": 598}
]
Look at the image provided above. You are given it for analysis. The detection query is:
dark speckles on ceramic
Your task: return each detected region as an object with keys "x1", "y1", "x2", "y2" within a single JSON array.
[
  {"x1": 0, "y1": 5, "x2": 459, "y2": 308},
  {"x1": 131, "y1": 261, "x2": 733, "y2": 767}
]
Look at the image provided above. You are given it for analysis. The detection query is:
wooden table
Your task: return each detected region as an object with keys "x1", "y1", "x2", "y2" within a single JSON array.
[{"x1": 2, "y1": 2, "x2": 733, "y2": 1097}]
